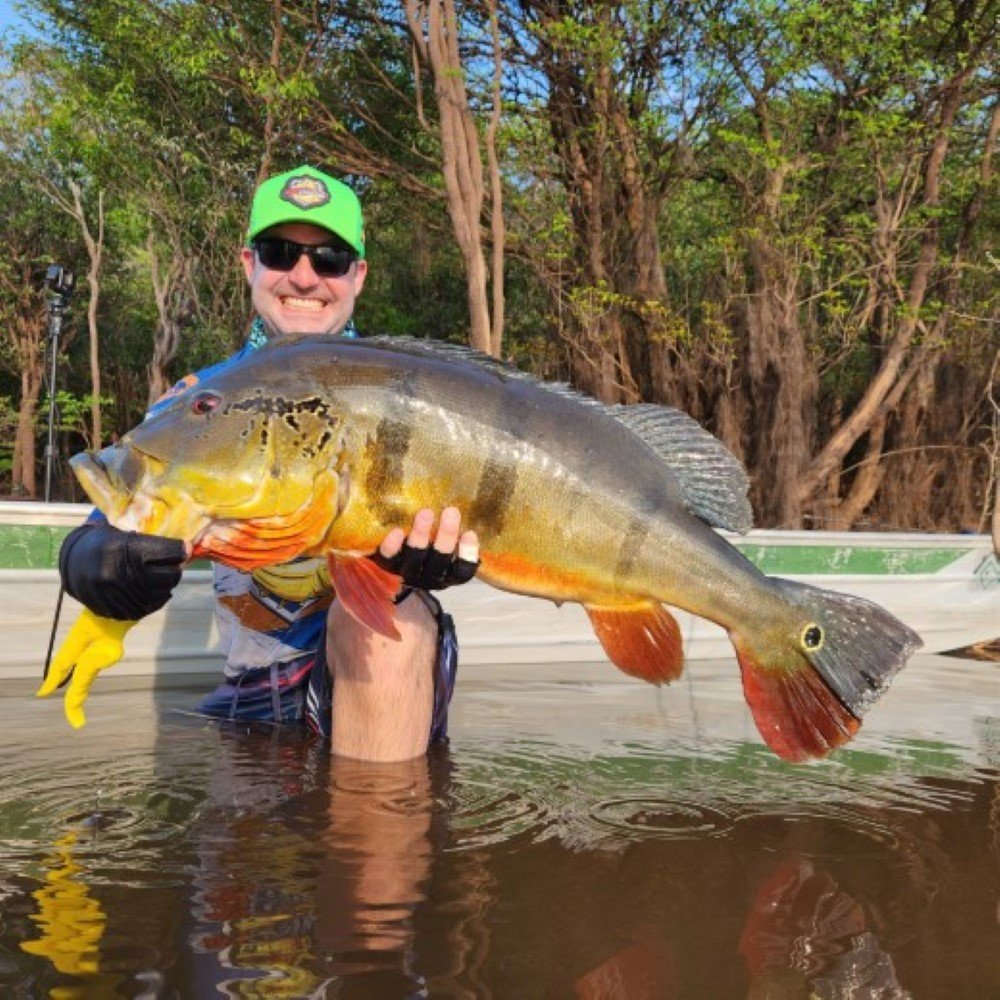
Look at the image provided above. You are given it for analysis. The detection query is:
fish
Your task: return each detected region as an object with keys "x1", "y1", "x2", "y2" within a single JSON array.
[{"x1": 71, "y1": 334, "x2": 921, "y2": 761}]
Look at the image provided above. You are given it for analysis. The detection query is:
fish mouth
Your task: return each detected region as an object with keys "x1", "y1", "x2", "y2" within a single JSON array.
[
  {"x1": 71, "y1": 442, "x2": 342, "y2": 569},
  {"x1": 69, "y1": 444, "x2": 210, "y2": 542},
  {"x1": 70, "y1": 448, "x2": 141, "y2": 520}
]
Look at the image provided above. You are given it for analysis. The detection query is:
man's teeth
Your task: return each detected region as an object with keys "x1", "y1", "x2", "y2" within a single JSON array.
[{"x1": 282, "y1": 297, "x2": 325, "y2": 311}]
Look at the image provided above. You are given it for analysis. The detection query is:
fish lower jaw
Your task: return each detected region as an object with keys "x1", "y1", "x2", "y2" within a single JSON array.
[
  {"x1": 110, "y1": 493, "x2": 159, "y2": 533},
  {"x1": 109, "y1": 492, "x2": 209, "y2": 545}
]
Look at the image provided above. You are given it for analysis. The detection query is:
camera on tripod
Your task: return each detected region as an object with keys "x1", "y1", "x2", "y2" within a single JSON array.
[{"x1": 43, "y1": 264, "x2": 75, "y2": 302}]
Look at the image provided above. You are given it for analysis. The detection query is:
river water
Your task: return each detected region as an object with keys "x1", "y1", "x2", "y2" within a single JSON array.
[{"x1": 1, "y1": 653, "x2": 997, "y2": 998}]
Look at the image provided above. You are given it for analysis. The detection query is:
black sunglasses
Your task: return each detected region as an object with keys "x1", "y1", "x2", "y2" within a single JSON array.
[{"x1": 251, "y1": 237, "x2": 357, "y2": 278}]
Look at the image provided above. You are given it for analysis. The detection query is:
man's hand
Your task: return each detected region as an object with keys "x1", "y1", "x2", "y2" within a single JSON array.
[
  {"x1": 37, "y1": 610, "x2": 137, "y2": 728},
  {"x1": 370, "y1": 507, "x2": 479, "y2": 591},
  {"x1": 60, "y1": 521, "x2": 187, "y2": 621}
]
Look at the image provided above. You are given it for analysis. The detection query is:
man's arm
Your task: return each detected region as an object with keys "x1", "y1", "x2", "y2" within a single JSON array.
[{"x1": 327, "y1": 507, "x2": 479, "y2": 762}]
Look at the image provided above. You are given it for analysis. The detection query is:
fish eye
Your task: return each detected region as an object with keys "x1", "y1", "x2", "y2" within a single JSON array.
[
  {"x1": 191, "y1": 391, "x2": 222, "y2": 416},
  {"x1": 800, "y1": 623, "x2": 824, "y2": 651}
]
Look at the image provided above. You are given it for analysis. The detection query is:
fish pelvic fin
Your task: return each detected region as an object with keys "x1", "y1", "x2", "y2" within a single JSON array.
[
  {"x1": 733, "y1": 579, "x2": 922, "y2": 762},
  {"x1": 327, "y1": 554, "x2": 402, "y2": 640},
  {"x1": 585, "y1": 603, "x2": 684, "y2": 684}
]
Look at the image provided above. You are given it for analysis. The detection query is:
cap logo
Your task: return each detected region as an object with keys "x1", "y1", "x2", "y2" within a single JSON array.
[{"x1": 280, "y1": 175, "x2": 330, "y2": 210}]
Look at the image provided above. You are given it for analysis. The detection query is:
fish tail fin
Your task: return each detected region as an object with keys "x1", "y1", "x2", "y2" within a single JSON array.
[
  {"x1": 586, "y1": 603, "x2": 684, "y2": 684},
  {"x1": 732, "y1": 579, "x2": 922, "y2": 762}
]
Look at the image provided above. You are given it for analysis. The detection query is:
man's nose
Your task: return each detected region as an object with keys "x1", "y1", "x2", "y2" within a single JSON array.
[{"x1": 287, "y1": 250, "x2": 320, "y2": 286}]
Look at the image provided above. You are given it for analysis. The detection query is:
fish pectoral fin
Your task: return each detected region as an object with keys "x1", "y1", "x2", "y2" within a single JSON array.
[
  {"x1": 585, "y1": 603, "x2": 684, "y2": 684},
  {"x1": 327, "y1": 554, "x2": 402, "y2": 641}
]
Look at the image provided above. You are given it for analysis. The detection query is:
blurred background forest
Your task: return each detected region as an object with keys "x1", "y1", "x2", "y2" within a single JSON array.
[{"x1": 0, "y1": 0, "x2": 996, "y2": 533}]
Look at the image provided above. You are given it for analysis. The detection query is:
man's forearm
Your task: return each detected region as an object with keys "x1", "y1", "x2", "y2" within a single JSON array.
[{"x1": 326, "y1": 596, "x2": 437, "y2": 762}]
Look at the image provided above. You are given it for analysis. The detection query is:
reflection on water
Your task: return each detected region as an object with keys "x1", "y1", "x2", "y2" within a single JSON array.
[
  {"x1": 19, "y1": 831, "x2": 109, "y2": 980},
  {"x1": 0, "y1": 656, "x2": 997, "y2": 998},
  {"x1": 739, "y1": 858, "x2": 904, "y2": 999},
  {"x1": 187, "y1": 741, "x2": 446, "y2": 996}
]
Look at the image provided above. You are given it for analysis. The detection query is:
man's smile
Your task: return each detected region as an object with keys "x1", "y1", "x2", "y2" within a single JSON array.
[{"x1": 281, "y1": 296, "x2": 327, "y2": 311}]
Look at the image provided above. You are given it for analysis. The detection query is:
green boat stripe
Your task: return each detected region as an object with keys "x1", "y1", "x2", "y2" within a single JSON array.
[
  {"x1": 734, "y1": 544, "x2": 969, "y2": 576},
  {"x1": 0, "y1": 525, "x2": 74, "y2": 570},
  {"x1": 0, "y1": 523, "x2": 981, "y2": 574}
]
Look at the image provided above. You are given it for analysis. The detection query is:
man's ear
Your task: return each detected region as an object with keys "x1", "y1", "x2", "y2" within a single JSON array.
[
  {"x1": 353, "y1": 259, "x2": 368, "y2": 294},
  {"x1": 240, "y1": 246, "x2": 255, "y2": 283}
]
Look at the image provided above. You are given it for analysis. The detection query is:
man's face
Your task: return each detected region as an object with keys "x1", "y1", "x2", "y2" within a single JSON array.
[{"x1": 241, "y1": 221, "x2": 367, "y2": 336}]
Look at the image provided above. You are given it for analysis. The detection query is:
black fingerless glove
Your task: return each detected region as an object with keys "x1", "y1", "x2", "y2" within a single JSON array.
[
  {"x1": 59, "y1": 520, "x2": 187, "y2": 621},
  {"x1": 369, "y1": 541, "x2": 479, "y2": 592}
]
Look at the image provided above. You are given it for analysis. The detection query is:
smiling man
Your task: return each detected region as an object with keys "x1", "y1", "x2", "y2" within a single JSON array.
[
  {"x1": 242, "y1": 166, "x2": 368, "y2": 338},
  {"x1": 44, "y1": 165, "x2": 479, "y2": 762}
]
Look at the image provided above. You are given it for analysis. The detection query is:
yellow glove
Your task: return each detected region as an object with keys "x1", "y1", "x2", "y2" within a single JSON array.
[{"x1": 36, "y1": 610, "x2": 137, "y2": 728}]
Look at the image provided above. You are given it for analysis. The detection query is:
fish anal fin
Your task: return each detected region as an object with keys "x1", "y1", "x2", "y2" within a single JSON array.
[
  {"x1": 327, "y1": 554, "x2": 402, "y2": 640},
  {"x1": 734, "y1": 646, "x2": 859, "y2": 763},
  {"x1": 585, "y1": 604, "x2": 684, "y2": 684}
]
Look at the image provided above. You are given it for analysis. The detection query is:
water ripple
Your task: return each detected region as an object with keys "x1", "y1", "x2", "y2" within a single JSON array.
[
  {"x1": 449, "y1": 785, "x2": 550, "y2": 848},
  {"x1": 590, "y1": 796, "x2": 735, "y2": 839}
]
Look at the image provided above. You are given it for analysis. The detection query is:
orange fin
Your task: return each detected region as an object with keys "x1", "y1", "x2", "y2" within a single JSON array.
[
  {"x1": 585, "y1": 603, "x2": 684, "y2": 684},
  {"x1": 734, "y1": 645, "x2": 859, "y2": 762},
  {"x1": 194, "y1": 524, "x2": 306, "y2": 569},
  {"x1": 327, "y1": 554, "x2": 402, "y2": 640}
]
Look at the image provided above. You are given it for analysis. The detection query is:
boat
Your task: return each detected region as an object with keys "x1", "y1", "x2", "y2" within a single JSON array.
[{"x1": 1, "y1": 500, "x2": 997, "y2": 681}]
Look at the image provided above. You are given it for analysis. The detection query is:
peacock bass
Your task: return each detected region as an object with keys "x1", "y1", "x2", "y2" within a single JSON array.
[{"x1": 70, "y1": 335, "x2": 921, "y2": 761}]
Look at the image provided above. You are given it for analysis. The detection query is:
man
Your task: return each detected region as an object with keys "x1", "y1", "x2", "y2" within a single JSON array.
[{"x1": 40, "y1": 165, "x2": 478, "y2": 762}]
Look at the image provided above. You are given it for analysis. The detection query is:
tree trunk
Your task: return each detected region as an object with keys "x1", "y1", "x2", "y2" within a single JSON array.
[
  {"x1": 66, "y1": 180, "x2": 106, "y2": 448},
  {"x1": 146, "y1": 230, "x2": 189, "y2": 405},
  {"x1": 739, "y1": 156, "x2": 816, "y2": 528},
  {"x1": 486, "y1": 0, "x2": 505, "y2": 357},
  {"x1": 406, "y1": 0, "x2": 496, "y2": 355},
  {"x1": 1, "y1": 263, "x2": 47, "y2": 497},
  {"x1": 13, "y1": 360, "x2": 42, "y2": 497}
]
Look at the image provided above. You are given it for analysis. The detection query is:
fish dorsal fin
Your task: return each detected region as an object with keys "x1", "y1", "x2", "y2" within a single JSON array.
[
  {"x1": 608, "y1": 404, "x2": 753, "y2": 533},
  {"x1": 326, "y1": 336, "x2": 752, "y2": 531}
]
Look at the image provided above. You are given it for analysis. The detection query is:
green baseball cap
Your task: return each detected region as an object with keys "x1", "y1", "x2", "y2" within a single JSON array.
[{"x1": 246, "y1": 165, "x2": 365, "y2": 258}]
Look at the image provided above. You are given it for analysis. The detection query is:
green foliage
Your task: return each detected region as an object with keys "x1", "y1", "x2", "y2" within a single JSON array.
[
  {"x1": 40, "y1": 389, "x2": 113, "y2": 448},
  {"x1": 0, "y1": 395, "x2": 17, "y2": 476}
]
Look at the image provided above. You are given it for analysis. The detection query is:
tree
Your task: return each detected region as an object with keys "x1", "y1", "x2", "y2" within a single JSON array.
[
  {"x1": 405, "y1": 0, "x2": 505, "y2": 354},
  {"x1": 506, "y1": 2, "x2": 705, "y2": 402},
  {"x1": 693, "y1": 0, "x2": 1000, "y2": 527},
  {"x1": 0, "y1": 171, "x2": 82, "y2": 496}
]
